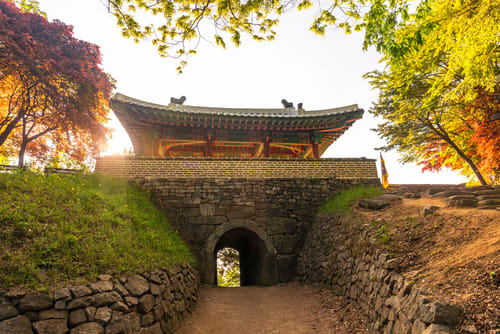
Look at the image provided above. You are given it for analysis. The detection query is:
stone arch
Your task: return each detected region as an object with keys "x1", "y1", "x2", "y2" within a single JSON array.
[{"x1": 202, "y1": 220, "x2": 278, "y2": 285}]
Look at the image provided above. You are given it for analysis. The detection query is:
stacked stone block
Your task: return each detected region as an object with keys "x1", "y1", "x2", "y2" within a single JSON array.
[
  {"x1": 132, "y1": 178, "x2": 379, "y2": 283},
  {"x1": 297, "y1": 215, "x2": 461, "y2": 334},
  {"x1": 95, "y1": 156, "x2": 378, "y2": 180},
  {"x1": 0, "y1": 265, "x2": 198, "y2": 334}
]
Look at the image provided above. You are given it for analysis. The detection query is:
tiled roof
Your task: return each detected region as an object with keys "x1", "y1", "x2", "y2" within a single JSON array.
[{"x1": 113, "y1": 93, "x2": 360, "y2": 118}]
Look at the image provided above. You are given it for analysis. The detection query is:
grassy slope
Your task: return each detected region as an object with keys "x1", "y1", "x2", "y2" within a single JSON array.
[
  {"x1": 318, "y1": 185, "x2": 383, "y2": 214},
  {"x1": 0, "y1": 171, "x2": 193, "y2": 290}
]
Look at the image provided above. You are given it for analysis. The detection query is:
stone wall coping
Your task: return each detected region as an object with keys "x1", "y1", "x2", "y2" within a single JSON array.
[
  {"x1": 131, "y1": 177, "x2": 380, "y2": 181},
  {"x1": 97, "y1": 156, "x2": 376, "y2": 162}
]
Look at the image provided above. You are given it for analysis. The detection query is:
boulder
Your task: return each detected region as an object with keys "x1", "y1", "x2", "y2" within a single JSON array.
[
  {"x1": 423, "y1": 205, "x2": 440, "y2": 216},
  {"x1": 432, "y1": 190, "x2": 469, "y2": 198},
  {"x1": 138, "y1": 294, "x2": 155, "y2": 314},
  {"x1": 69, "y1": 309, "x2": 87, "y2": 327},
  {"x1": 39, "y1": 309, "x2": 67, "y2": 320},
  {"x1": 113, "y1": 282, "x2": 129, "y2": 297},
  {"x1": 0, "y1": 302, "x2": 18, "y2": 321},
  {"x1": 142, "y1": 322, "x2": 162, "y2": 334},
  {"x1": 105, "y1": 311, "x2": 125, "y2": 334},
  {"x1": 67, "y1": 296, "x2": 95, "y2": 310},
  {"x1": 0, "y1": 315, "x2": 33, "y2": 334},
  {"x1": 359, "y1": 195, "x2": 402, "y2": 210},
  {"x1": 54, "y1": 300, "x2": 66, "y2": 310},
  {"x1": 476, "y1": 194, "x2": 500, "y2": 201},
  {"x1": 85, "y1": 306, "x2": 97, "y2": 321},
  {"x1": 446, "y1": 195, "x2": 477, "y2": 208},
  {"x1": 124, "y1": 296, "x2": 139, "y2": 307},
  {"x1": 70, "y1": 286, "x2": 92, "y2": 298},
  {"x1": 89, "y1": 280, "x2": 113, "y2": 293},
  {"x1": 95, "y1": 307, "x2": 112, "y2": 325},
  {"x1": 124, "y1": 275, "x2": 149, "y2": 296},
  {"x1": 477, "y1": 199, "x2": 500, "y2": 207},
  {"x1": 18, "y1": 293, "x2": 53, "y2": 312},
  {"x1": 53, "y1": 288, "x2": 71, "y2": 301},
  {"x1": 32, "y1": 319, "x2": 68, "y2": 334},
  {"x1": 122, "y1": 312, "x2": 141, "y2": 334},
  {"x1": 422, "y1": 324, "x2": 452, "y2": 334},
  {"x1": 70, "y1": 322, "x2": 104, "y2": 334},
  {"x1": 141, "y1": 312, "x2": 155, "y2": 327},
  {"x1": 93, "y1": 291, "x2": 121, "y2": 307},
  {"x1": 421, "y1": 302, "x2": 461, "y2": 327},
  {"x1": 111, "y1": 301, "x2": 129, "y2": 313}
]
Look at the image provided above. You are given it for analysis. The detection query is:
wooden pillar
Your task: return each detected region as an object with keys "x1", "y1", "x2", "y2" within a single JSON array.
[
  {"x1": 311, "y1": 142, "x2": 319, "y2": 159},
  {"x1": 152, "y1": 137, "x2": 161, "y2": 157},
  {"x1": 262, "y1": 133, "x2": 272, "y2": 158},
  {"x1": 309, "y1": 131, "x2": 320, "y2": 159},
  {"x1": 204, "y1": 132, "x2": 214, "y2": 157}
]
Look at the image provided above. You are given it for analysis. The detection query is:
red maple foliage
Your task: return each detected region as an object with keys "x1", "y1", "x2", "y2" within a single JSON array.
[
  {"x1": 419, "y1": 89, "x2": 499, "y2": 183},
  {"x1": 0, "y1": 0, "x2": 114, "y2": 167}
]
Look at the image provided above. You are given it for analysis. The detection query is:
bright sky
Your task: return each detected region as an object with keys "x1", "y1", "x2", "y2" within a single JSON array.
[{"x1": 39, "y1": 0, "x2": 468, "y2": 184}]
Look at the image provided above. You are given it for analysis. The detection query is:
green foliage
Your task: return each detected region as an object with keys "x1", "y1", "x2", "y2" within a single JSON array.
[
  {"x1": 216, "y1": 247, "x2": 240, "y2": 287},
  {"x1": 318, "y1": 185, "x2": 382, "y2": 214},
  {"x1": 6, "y1": 0, "x2": 46, "y2": 17},
  {"x1": 374, "y1": 223, "x2": 390, "y2": 245},
  {"x1": 108, "y1": 0, "x2": 282, "y2": 72},
  {"x1": 44, "y1": 152, "x2": 90, "y2": 172},
  {"x1": 0, "y1": 171, "x2": 193, "y2": 290},
  {"x1": 365, "y1": 0, "x2": 499, "y2": 185}
]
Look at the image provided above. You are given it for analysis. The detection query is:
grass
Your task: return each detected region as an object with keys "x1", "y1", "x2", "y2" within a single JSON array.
[
  {"x1": 0, "y1": 171, "x2": 193, "y2": 290},
  {"x1": 318, "y1": 185, "x2": 383, "y2": 214}
]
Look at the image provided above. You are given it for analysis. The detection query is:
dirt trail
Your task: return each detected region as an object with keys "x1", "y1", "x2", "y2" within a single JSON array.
[{"x1": 176, "y1": 283, "x2": 368, "y2": 334}]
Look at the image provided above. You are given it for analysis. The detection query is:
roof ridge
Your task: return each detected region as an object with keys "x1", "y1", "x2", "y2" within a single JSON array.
[{"x1": 112, "y1": 93, "x2": 360, "y2": 117}]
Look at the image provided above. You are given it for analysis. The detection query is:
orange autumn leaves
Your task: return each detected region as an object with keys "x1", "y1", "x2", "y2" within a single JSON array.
[
  {"x1": 0, "y1": 1, "x2": 113, "y2": 167},
  {"x1": 418, "y1": 90, "x2": 500, "y2": 183}
]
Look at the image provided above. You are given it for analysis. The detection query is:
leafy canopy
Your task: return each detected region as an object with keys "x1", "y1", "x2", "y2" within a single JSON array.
[
  {"x1": 366, "y1": 0, "x2": 499, "y2": 184},
  {"x1": 0, "y1": 1, "x2": 114, "y2": 167},
  {"x1": 104, "y1": 0, "x2": 432, "y2": 71}
]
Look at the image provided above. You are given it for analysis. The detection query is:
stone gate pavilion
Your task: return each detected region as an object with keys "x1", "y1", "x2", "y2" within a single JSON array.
[{"x1": 95, "y1": 93, "x2": 379, "y2": 285}]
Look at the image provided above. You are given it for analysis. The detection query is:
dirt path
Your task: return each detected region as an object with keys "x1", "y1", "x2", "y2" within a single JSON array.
[{"x1": 176, "y1": 283, "x2": 369, "y2": 334}]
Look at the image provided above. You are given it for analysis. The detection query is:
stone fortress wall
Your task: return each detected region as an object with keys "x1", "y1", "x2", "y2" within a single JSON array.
[
  {"x1": 297, "y1": 215, "x2": 462, "y2": 334},
  {"x1": 0, "y1": 265, "x2": 198, "y2": 334},
  {"x1": 129, "y1": 177, "x2": 380, "y2": 285}
]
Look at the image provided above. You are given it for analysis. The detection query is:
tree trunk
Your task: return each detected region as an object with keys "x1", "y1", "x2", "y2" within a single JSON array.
[
  {"x1": 0, "y1": 112, "x2": 24, "y2": 147},
  {"x1": 17, "y1": 141, "x2": 27, "y2": 169},
  {"x1": 445, "y1": 138, "x2": 488, "y2": 186},
  {"x1": 432, "y1": 122, "x2": 488, "y2": 186}
]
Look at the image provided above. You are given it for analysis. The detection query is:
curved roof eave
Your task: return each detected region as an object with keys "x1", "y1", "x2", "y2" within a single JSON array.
[{"x1": 112, "y1": 93, "x2": 362, "y2": 119}]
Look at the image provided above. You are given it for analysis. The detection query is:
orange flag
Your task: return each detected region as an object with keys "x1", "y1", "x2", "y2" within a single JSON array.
[{"x1": 380, "y1": 153, "x2": 389, "y2": 189}]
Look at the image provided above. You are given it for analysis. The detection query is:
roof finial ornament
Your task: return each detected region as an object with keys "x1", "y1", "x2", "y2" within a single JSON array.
[
  {"x1": 171, "y1": 96, "x2": 186, "y2": 105},
  {"x1": 298, "y1": 102, "x2": 305, "y2": 115},
  {"x1": 281, "y1": 99, "x2": 294, "y2": 108}
]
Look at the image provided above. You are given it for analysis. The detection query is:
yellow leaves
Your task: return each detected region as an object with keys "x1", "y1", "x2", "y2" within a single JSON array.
[
  {"x1": 297, "y1": 0, "x2": 312, "y2": 11},
  {"x1": 424, "y1": 0, "x2": 500, "y2": 104}
]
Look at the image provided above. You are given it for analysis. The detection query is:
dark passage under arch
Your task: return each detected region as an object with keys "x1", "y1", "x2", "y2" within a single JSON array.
[{"x1": 214, "y1": 228, "x2": 269, "y2": 286}]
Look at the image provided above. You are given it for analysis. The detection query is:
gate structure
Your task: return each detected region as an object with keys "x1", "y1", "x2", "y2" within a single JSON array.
[{"x1": 96, "y1": 93, "x2": 379, "y2": 284}]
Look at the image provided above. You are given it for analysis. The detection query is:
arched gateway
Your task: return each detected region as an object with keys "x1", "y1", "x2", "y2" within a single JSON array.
[
  {"x1": 203, "y1": 221, "x2": 278, "y2": 285},
  {"x1": 95, "y1": 93, "x2": 380, "y2": 285}
]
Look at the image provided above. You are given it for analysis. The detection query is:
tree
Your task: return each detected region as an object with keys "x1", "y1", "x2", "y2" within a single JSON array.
[
  {"x1": 6, "y1": 0, "x2": 45, "y2": 16},
  {"x1": 365, "y1": 0, "x2": 499, "y2": 185},
  {"x1": 12, "y1": 0, "x2": 498, "y2": 180},
  {"x1": 0, "y1": 1, "x2": 113, "y2": 167}
]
